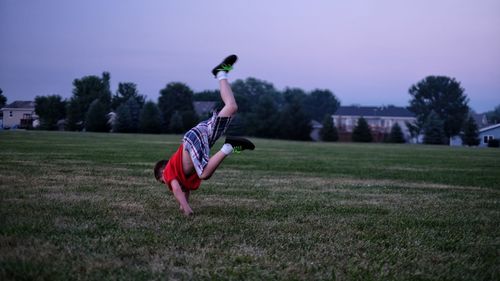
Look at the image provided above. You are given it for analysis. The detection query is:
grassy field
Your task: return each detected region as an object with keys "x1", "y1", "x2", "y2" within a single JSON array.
[{"x1": 1, "y1": 131, "x2": 499, "y2": 281}]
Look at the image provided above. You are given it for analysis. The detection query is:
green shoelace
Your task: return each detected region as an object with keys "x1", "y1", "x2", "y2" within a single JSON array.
[
  {"x1": 218, "y1": 64, "x2": 233, "y2": 72},
  {"x1": 233, "y1": 146, "x2": 242, "y2": 154}
]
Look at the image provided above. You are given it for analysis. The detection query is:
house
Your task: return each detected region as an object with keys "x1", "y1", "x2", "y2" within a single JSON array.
[
  {"x1": 332, "y1": 105, "x2": 416, "y2": 142},
  {"x1": 448, "y1": 112, "x2": 492, "y2": 147},
  {"x1": 478, "y1": 123, "x2": 500, "y2": 147},
  {"x1": 0, "y1": 101, "x2": 38, "y2": 129},
  {"x1": 193, "y1": 101, "x2": 217, "y2": 118}
]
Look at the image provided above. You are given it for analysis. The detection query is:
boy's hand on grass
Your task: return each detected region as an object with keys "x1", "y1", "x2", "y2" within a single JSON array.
[
  {"x1": 180, "y1": 204, "x2": 194, "y2": 216},
  {"x1": 183, "y1": 208, "x2": 194, "y2": 217},
  {"x1": 171, "y1": 180, "x2": 194, "y2": 217}
]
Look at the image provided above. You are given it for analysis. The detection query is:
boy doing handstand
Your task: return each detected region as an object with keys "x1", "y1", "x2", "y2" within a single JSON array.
[{"x1": 154, "y1": 55, "x2": 255, "y2": 216}]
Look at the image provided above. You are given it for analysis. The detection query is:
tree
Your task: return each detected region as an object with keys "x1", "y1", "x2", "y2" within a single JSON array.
[
  {"x1": 181, "y1": 110, "x2": 199, "y2": 132},
  {"x1": 34, "y1": 95, "x2": 66, "y2": 130},
  {"x1": 169, "y1": 111, "x2": 184, "y2": 134},
  {"x1": 111, "y1": 82, "x2": 145, "y2": 110},
  {"x1": 408, "y1": 76, "x2": 469, "y2": 143},
  {"x1": 248, "y1": 94, "x2": 279, "y2": 138},
  {"x1": 389, "y1": 123, "x2": 405, "y2": 143},
  {"x1": 110, "y1": 97, "x2": 141, "y2": 133},
  {"x1": 0, "y1": 88, "x2": 6, "y2": 108},
  {"x1": 461, "y1": 116, "x2": 480, "y2": 146},
  {"x1": 303, "y1": 89, "x2": 340, "y2": 121},
  {"x1": 486, "y1": 104, "x2": 500, "y2": 124},
  {"x1": 193, "y1": 90, "x2": 220, "y2": 101},
  {"x1": 127, "y1": 97, "x2": 141, "y2": 133},
  {"x1": 320, "y1": 114, "x2": 338, "y2": 142},
  {"x1": 282, "y1": 87, "x2": 307, "y2": 105},
  {"x1": 277, "y1": 96, "x2": 311, "y2": 141},
  {"x1": 423, "y1": 111, "x2": 445, "y2": 145},
  {"x1": 352, "y1": 117, "x2": 373, "y2": 142},
  {"x1": 231, "y1": 78, "x2": 281, "y2": 113},
  {"x1": 158, "y1": 82, "x2": 195, "y2": 132},
  {"x1": 85, "y1": 99, "x2": 109, "y2": 132},
  {"x1": 66, "y1": 72, "x2": 112, "y2": 131},
  {"x1": 113, "y1": 103, "x2": 133, "y2": 133},
  {"x1": 139, "y1": 101, "x2": 162, "y2": 134}
]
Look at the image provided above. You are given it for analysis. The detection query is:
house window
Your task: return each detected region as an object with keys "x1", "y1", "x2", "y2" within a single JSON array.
[
  {"x1": 367, "y1": 119, "x2": 379, "y2": 128},
  {"x1": 23, "y1": 113, "x2": 32, "y2": 119},
  {"x1": 483, "y1": 135, "x2": 493, "y2": 144},
  {"x1": 9, "y1": 111, "x2": 13, "y2": 117}
]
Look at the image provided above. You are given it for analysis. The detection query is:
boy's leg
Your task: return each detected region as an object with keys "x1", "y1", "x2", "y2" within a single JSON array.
[
  {"x1": 199, "y1": 150, "x2": 227, "y2": 180},
  {"x1": 184, "y1": 55, "x2": 254, "y2": 180},
  {"x1": 198, "y1": 55, "x2": 238, "y2": 179},
  {"x1": 199, "y1": 138, "x2": 255, "y2": 180},
  {"x1": 213, "y1": 54, "x2": 238, "y2": 118},
  {"x1": 217, "y1": 78, "x2": 238, "y2": 118}
]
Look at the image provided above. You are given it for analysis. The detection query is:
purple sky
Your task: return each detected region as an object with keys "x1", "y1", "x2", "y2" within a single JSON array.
[{"x1": 1, "y1": 0, "x2": 499, "y2": 112}]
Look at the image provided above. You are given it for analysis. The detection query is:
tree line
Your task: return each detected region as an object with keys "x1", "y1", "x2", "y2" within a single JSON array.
[
  {"x1": 29, "y1": 73, "x2": 342, "y2": 141},
  {"x1": 2, "y1": 73, "x2": 499, "y2": 145}
]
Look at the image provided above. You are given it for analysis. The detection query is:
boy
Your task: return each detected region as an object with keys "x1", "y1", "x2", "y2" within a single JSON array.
[{"x1": 154, "y1": 55, "x2": 255, "y2": 216}]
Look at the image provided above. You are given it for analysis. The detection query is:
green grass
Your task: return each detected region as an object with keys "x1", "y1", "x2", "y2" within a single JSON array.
[{"x1": 1, "y1": 130, "x2": 499, "y2": 281}]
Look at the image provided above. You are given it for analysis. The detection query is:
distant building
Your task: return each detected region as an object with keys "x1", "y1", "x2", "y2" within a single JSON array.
[
  {"x1": 0, "y1": 101, "x2": 38, "y2": 129},
  {"x1": 479, "y1": 123, "x2": 500, "y2": 147},
  {"x1": 456, "y1": 123, "x2": 500, "y2": 147},
  {"x1": 193, "y1": 101, "x2": 217, "y2": 118},
  {"x1": 332, "y1": 105, "x2": 416, "y2": 142},
  {"x1": 449, "y1": 112, "x2": 492, "y2": 147}
]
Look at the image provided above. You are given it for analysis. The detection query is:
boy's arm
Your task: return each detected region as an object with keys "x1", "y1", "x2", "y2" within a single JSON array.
[{"x1": 170, "y1": 179, "x2": 193, "y2": 216}]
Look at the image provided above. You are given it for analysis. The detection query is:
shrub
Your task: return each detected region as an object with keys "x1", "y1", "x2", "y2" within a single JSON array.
[
  {"x1": 168, "y1": 111, "x2": 184, "y2": 134},
  {"x1": 423, "y1": 111, "x2": 446, "y2": 145},
  {"x1": 461, "y1": 116, "x2": 480, "y2": 146},
  {"x1": 488, "y1": 139, "x2": 499, "y2": 148},
  {"x1": 85, "y1": 99, "x2": 109, "y2": 132},
  {"x1": 320, "y1": 114, "x2": 338, "y2": 142},
  {"x1": 389, "y1": 123, "x2": 405, "y2": 143},
  {"x1": 352, "y1": 117, "x2": 373, "y2": 142},
  {"x1": 139, "y1": 101, "x2": 162, "y2": 134}
]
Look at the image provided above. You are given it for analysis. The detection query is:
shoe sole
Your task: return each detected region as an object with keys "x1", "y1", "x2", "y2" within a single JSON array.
[
  {"x1": 212, "y1": 54, "x2": 238, "y2": 77},
  {"x1": 225, "y1": 136, "x2": 255, "y2": 150}
]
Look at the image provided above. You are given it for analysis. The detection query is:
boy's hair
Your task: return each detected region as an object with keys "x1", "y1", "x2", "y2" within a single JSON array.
[{"x1": 154, "y1": 160, "x2": 169, "y2": 183}]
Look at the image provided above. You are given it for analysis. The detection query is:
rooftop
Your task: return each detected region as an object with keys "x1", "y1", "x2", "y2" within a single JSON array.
[
  {"x1": 479, "y1": 123, "x2": 500, "y2": 133},
  {"x1": 2, "y1": 100, "x2": 35, "y2": 109},
  {"x1": 334, "y1": 105, "x2": 415, "y2": 118}
]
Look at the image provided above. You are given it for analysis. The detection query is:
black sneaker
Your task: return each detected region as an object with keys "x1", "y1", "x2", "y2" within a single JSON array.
[
  {"x1": 225, "y1": 136, "x2": 255, "y2": 153},
  {"x1": 212, "y1": 54, "x2": 238, "y2": 77}
]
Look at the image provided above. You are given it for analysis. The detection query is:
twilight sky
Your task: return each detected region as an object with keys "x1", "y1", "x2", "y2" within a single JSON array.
[{"x1": 1, "y1": 0, "x2": 499, "y2": 112}]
